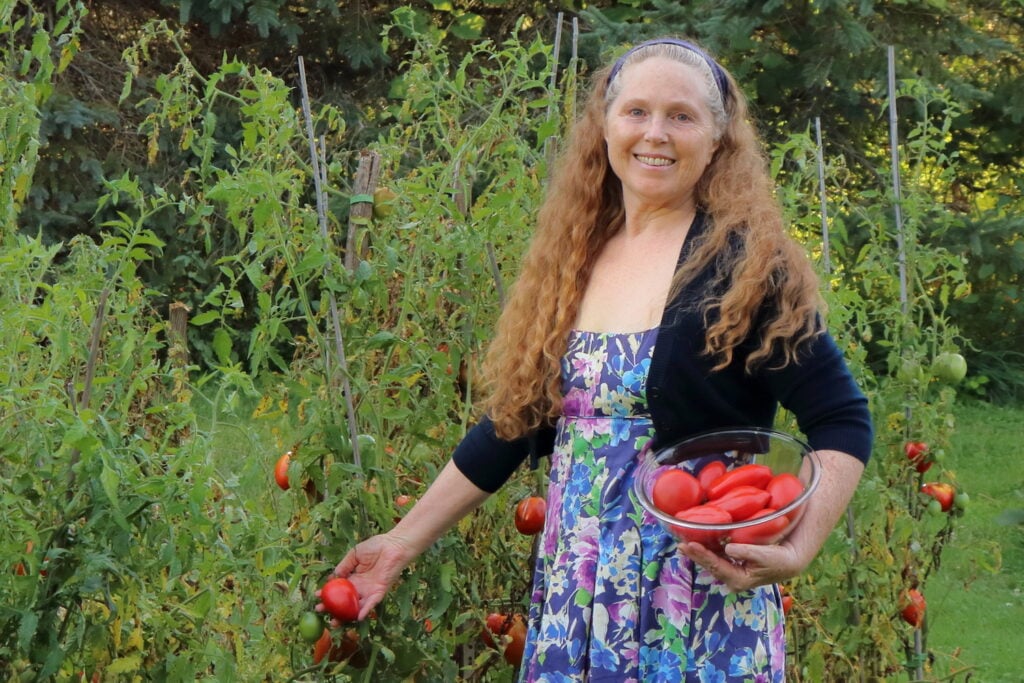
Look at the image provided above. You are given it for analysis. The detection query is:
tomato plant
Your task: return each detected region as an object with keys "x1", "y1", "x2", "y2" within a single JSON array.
[
  {"x1": 651, "y1": 469, "x2": 703, "y2": 515},
  {"x1": 514, "y1": 496, "x2": 546, "y2": 535},
  {"x1": 320, "y1": 577, "x2": 360, "y2": 622}
]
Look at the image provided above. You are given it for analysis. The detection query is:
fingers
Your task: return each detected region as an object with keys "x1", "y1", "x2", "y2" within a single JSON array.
[
  {"x1": 334, "y1": 547, "x2": 360, "y2": 578},
  {"x1": 679, "y1": 541, "x2": 799, "y2": 592}
]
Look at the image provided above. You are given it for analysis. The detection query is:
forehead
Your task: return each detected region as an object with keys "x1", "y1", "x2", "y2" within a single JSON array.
[{"x1": 609, "y1": 57, "x2": 712, "y2": 103}]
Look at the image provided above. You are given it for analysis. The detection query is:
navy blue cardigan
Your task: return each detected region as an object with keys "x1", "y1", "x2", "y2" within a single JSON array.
[{"x1": 453, "y1": 214, "x2": 873, "y2": 493}]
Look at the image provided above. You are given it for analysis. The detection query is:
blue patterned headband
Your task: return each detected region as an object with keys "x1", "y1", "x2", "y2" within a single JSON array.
[{"x1": 606, "y1": 38, "x2": 730, "y2": 103}]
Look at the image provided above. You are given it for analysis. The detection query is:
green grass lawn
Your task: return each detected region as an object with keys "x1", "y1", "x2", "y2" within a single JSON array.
[{"x1": 926, "y1": 400, "x2": 1024, "y2": 682}]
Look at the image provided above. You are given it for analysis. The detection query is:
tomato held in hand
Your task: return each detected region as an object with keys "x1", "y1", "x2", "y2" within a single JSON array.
[
  {"x1": 707, "y1": 485, "x2": 771, "y2": 522},
  {"x1": 320, "y1": 577, "x2": 360, "y2": 622},
  {"x1": 274, "y1": 451, "x2": 292, "y2": 490},
  {"x1": 651, "y1": 469, "x2": 703, "y2": 516},
  {"x1": 727, "y1": 508, "x2": 790, "y2": 545},
  {"x1": 696, "y1": 460, "x2": 727, "y2": 495},
  {"x1": 672, "y1": 504, "x2": 732, "y2": 549},
  {"x1": 515, "y1": 496, "x2": 546, "y2": 535},
  {"x1": 705, "y1": 464, "x2": 773, "y2": 500},
  {"x1": 766, "y1": 472, "x2": 805, "y2": 513},
  {"x1": 900, "y1": 588, "x2": 926, "y2": 627}
]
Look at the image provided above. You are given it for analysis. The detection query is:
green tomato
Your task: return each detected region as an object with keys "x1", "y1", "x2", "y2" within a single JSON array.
[
  {"x1": 299, "y1": 612, "x2": 324, "y2": 643},
  {"x1": 927, "y1": 498, "x2": 945, "y2": 516},
  {"x1": 356, "y1": 434, "x2": 377, "y2": 454},
  {"x1": 953, "y1": 491, "x2": 970, "y2": 511},
  {"x1": 932, "y1": 352, "x2": 967, "y2": 385}
]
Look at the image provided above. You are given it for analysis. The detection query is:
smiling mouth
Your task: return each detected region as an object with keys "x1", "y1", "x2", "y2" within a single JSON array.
[{"x1": 635, "y1": 154, "x2": 674, "y2": 167}]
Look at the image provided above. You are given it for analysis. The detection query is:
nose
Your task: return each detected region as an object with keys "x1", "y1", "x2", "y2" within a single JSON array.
[{"x1": 644, "y1": 116, "x2": 669, "y2": 143}]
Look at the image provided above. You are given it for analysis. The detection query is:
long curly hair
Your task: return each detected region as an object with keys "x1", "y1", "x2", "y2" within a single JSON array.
[{"x1": 479, "y1": 40, "x2": 823, "y2": 441}]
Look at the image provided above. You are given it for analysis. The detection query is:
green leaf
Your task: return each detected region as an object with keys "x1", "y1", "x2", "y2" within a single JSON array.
[
  {"x1": 213, "y1": 327, "x2": 233, "y2": 364},
  {"x1": 190, "y1": 310, "x2": 220, "y2": 326},
  {"x1": 451, "y1": 12, "x2": 484, "y2": 40},
  {"x1": 100, "y1": 461, "x2": 131, "y2": 531},
  {"x1": 17, "y1": 610, "x2": 39, "y2": 650}
]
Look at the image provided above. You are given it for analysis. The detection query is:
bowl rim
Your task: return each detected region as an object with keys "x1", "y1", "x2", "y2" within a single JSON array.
[{"x1": 634, "y1": 427, "x2": 823, "y2": 531}]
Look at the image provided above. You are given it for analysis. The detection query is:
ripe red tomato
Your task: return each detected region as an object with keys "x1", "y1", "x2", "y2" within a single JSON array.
[
  {"x1": 672, "y1": 504, "x2": 732, "y2": 549},
  {"x1": 766, "y1": 473, "x2": 805, "y2": 512},
  {"x1": 727, "y1": 508, "x2": 790, "y2": 545},
  {"x1": 706, "y1": 464, "x2": 773, "y2": 500},
  {"x1": 320, "y1": 577, "x2": 360, "y2": 622},
  {"x1": 707, "y1": 485, "x2": 771, "y2": 522},
  {"x1": 920, "y1": 482, "x2": 955, "y2": 512},
  {"x1": 651, "y1": 469, "x2": 703, "y2": 516},
  {"x1": 274, "y1": 451, "x2": 291, "y2": 490},
  {"x1": 903, "y1": 441, "x2": 931, "y2": 472},
  {"x1": 481, "y1": 613, "x2": 527, "y2": 666},
  {"x1": 696, "y1": 460, "x2": 727, "y2": 495},
  {"x1": 900, "y1": 588, "x2": 926, "y2": 627},
  {"x1": 514, "y1": 496, "x2": 546, "y2": 535},
  {"x1": 312, "y1": 628, "x2": 332, "y2": 664},
  {"x1": 481, "y1": 612, "x2": 506, "y2": 649},
  {"x1": 503, "y1": 617, "x2": 527, "y2": 667},
  {"x1": 395, "y1": 494, "x2": 414, "y2": 507},
  {"x1": 781, "y1": 594, "x2": 794, "y2": 615}
]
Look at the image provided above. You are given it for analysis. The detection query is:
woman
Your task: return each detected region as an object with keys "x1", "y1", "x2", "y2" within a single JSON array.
[{"x1": 327, "y1": 38, "x2": 873, "y2": 681}]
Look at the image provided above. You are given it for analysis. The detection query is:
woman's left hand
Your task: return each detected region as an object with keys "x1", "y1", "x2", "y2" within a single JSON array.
[
  {"x1": 679, "y1": 448, "x2": 866, "y2": 592},
  {"x1": 678, "y1": 539, "x2": 805, "y2": 592}
]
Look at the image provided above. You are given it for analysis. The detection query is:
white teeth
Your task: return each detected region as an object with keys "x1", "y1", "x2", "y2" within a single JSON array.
[{"x1": 635, "y1": 155, "x2": 673, "y2": 166}]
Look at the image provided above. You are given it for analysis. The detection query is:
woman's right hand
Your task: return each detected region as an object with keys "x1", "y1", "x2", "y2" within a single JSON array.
[
  {"x1": 324, "y1": 533, "x2": 417, "y2": 621},
  {"x1": 318, "y1": 460, "x2": 492, "y2": 622}
]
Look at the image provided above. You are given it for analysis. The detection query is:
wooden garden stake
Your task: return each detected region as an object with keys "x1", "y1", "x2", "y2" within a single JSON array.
[
  {"x1": 346, "y1": 150, "x2": 381, "y2": 270},
  {"x1": 168, "y1": 301, "x2": 190, "y2": 369}
]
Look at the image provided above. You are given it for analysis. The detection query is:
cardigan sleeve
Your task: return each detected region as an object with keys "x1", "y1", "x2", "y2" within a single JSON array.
[
  {"x1": 451, "y1": 415, "x2": 536, "y2": 493},
  {"x1": 762, "y1": 330, "x2": 874, "y2": 463}
]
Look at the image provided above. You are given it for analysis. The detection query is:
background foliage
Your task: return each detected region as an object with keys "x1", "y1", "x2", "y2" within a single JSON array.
[{"x1": 2, "y1": 0, "x2": 1021, "y2": 681}]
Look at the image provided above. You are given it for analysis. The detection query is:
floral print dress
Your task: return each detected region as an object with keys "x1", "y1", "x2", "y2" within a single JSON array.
[{"x1": 518, "y1": 328, "x2": 786, "y2": 683}]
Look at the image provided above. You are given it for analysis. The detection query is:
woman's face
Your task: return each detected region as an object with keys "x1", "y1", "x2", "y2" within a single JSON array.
[{"x1": 604, "y1": 56, "x2": 720, "y2": 213}]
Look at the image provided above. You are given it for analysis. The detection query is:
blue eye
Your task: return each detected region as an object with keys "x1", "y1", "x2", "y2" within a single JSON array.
[{"x1": 674, "y1": 113, "x2": 691, "y2": 122}]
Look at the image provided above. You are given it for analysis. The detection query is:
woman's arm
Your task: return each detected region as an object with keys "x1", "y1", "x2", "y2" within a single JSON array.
[
  {"x1": 679, "y1": 448, "x2": 865, "y2": 592},
  {"x1": 327, "y1": 460, "x2": 492, "y2": 619}
]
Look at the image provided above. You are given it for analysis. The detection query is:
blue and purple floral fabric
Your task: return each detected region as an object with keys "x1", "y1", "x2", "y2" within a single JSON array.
[{"x1": 518, "y1": 328, "x2": 786, "y2": 682}]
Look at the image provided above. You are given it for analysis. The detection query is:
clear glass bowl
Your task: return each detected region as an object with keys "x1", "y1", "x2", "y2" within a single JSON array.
[{"x1": 633, "y1": 428, "x2": 821, "y2": 550}]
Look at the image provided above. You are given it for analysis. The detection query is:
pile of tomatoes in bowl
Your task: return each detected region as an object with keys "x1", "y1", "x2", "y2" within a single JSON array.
[{"x1": 633, "y1": 428, "x2": 821, "y2": 551}]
